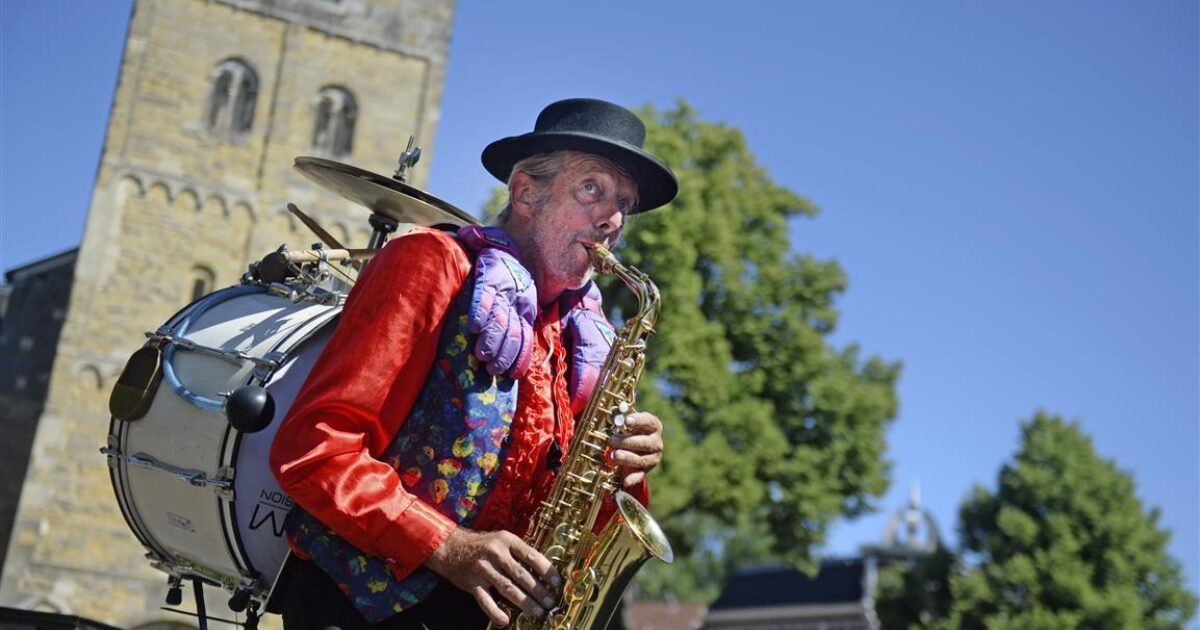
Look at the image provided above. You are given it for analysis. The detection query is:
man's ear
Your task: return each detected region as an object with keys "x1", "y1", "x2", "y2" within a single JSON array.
[{"x1": 509, "y1": 171, "x2": 537, "y2": 219}]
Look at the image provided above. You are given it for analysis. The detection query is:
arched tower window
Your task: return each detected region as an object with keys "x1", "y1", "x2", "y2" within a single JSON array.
[
  {"x1": 312, "y1": 86, "x2": 357, "y2": 157},
  {"x1": 207, "y1": 58, "x2": 258, "y2": 135},
  {"x1": 190, "y1": 265, "x2": 216, "y2": 302}
]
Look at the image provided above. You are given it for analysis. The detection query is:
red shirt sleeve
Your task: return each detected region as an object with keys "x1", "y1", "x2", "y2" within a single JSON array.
[{"x1": 269, "y1": 228, "x2": 471, "y2": 579}]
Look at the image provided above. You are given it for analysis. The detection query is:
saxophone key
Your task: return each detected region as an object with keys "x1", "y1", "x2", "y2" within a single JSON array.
[
  {"x1": 567, "y1": 487, "x2": 596, "y2": 500},
  {"x1": 545, "y1": 547, "x2": 566, "y2": 563},
  {"x1": 568, "y1": 470, "x2": 596, "y2": 484},
  {"x1": 564, "y1": 567, "x2": 599, "y2": 605}
]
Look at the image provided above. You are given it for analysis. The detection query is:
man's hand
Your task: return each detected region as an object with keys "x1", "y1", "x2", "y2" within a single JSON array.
[
  {"x1": 608, "y1": 411, "x2": 664, "y2": 487},
  {"x1": 425, "y1": 527, "x2": 561, "y2": 627}
]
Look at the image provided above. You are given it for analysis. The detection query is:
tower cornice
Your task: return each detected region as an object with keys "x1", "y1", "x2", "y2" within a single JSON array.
[{"x1": 211, "y1": 0, "x2": 453, "y2": 60}]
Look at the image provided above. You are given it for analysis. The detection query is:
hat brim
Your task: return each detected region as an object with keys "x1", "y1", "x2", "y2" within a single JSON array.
[{"x1": 482, "y1": 131, "x2": 678, "y2": 213}]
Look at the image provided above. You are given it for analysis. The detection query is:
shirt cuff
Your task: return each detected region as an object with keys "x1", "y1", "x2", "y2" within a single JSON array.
[{"x1": 376, "y1": 497, "x2": 458, "y2": 579}]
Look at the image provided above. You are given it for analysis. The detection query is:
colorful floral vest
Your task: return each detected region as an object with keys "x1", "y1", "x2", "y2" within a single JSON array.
[{"x1": 284, "y1": 274, "x2": 519, "y2": 622}]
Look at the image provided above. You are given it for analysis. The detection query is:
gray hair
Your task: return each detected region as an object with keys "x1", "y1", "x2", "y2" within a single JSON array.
[{"x1": 492, "y1": 151, "x2": 570, "y2": 225}]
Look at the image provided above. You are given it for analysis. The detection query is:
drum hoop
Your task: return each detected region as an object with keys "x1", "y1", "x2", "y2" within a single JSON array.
[
  {"x1": 160, "y1": 284, "x2": 267, "y2": 413},
  {"x1": 218, "y1": 304, "x2": 342, "y2": 592}
]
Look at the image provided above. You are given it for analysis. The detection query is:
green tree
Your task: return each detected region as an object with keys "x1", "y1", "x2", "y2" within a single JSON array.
[
  {"x1": 883, "y1": 412, "x2": 1197, "y2": 629},
  {"x1": 589, "y1": 102, "x2": 901, "y2": 599},
  {"x1": 874, "y1": 546, "x2": 956, "y2": 630}
]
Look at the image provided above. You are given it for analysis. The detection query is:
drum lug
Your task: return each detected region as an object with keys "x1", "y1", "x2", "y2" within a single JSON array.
[
  {"x1": 215, "y1": 467, "x2": 236, "y2": 501},
  {"x1": 250, "y1": 351, "x2": 286, "y2": 384},
  {"x1": 102, "y1": 435, "x2": 120, "y2": 468},
  {"x1": 145, "y1": 550, "x2": 173, "y2": 574},
  {"x1": 155, "y1": 329, "x2": 283, "y2": 413}
]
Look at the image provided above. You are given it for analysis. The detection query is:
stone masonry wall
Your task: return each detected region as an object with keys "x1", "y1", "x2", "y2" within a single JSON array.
[{"x1": 0, "y1": 0, "x2": 453, "y2": 625}]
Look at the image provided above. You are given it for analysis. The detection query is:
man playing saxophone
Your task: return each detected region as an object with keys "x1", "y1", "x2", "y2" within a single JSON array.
[{"x1": 270, "y1": 98, "x2": 678, "y2": 629}]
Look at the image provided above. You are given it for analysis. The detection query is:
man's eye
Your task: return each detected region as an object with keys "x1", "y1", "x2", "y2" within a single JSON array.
[{"x1": 582, "y1": 182, "x2": 597, "y2": 195}]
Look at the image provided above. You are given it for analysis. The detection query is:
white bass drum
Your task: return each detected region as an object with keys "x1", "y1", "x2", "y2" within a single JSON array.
[{"x1": 105, "y1": 283, "x2": 340, "y2": 608}]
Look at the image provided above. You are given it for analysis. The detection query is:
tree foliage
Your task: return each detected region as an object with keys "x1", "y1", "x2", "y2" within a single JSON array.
[
  {"x1": 877, "y1": 412, "x2": 1197, "y2": 629},
  {"x1": 591, "y1": 102, "x2": 901, "y2": 598},
  {"x1": 874, "y1": 547, "x2": 956, "y2": 630}
]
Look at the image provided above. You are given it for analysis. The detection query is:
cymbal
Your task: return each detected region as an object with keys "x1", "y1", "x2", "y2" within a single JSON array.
[{"x1": 294, "y1": 156, "x2": 479, "y2": 227}]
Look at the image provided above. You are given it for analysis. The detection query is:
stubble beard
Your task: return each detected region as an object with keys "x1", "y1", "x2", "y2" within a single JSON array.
[{"x1": 528, "y1": 200, "x2": 594, "y2": 299}]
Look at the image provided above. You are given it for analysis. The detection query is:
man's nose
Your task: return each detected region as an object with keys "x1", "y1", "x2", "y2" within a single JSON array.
[{"x1": 594, "y1": 200, "x2": 625, "y2": 236}]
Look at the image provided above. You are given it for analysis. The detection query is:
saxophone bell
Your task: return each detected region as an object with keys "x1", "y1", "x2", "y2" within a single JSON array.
[{"x1": 548, "y1": 490, "x2": 673, "y2": 630}]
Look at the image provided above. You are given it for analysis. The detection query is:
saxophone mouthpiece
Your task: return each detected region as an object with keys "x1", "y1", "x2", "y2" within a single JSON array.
[{"x1": 584, "y1": 242, "x2": 617, "y2": 273}]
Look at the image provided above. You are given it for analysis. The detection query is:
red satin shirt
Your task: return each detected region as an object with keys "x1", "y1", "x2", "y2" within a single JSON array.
[{"x1": 269, "y1": 228, "x2": 646, "y2": 583}]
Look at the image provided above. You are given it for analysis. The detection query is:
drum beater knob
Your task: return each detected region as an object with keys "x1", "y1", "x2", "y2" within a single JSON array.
[{"x1": 224, "y1": 385, "x2": 276, "y2": 433}]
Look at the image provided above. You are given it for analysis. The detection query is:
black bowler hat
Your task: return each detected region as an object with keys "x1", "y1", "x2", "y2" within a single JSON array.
[{"x1": 481, "y1": 98, "x2": 678, "y2": 213}]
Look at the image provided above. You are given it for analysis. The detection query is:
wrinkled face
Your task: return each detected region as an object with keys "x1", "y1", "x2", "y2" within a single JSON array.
[{"x1": 522, "y1": 153, "x2": 638, "y2": 302}]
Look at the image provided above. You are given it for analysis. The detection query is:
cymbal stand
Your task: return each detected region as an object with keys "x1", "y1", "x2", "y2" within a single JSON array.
[
  {"x1": 364, "y1": 135, "x2": 422, "y2": 255},
  {"x1": 367, "y1": 212, "x2": 399, "y2": 252}
]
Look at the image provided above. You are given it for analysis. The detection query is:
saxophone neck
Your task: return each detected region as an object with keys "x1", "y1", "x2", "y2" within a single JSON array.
[{"x1": 586, "y1": 244, "x2": 661, "y2": 331}]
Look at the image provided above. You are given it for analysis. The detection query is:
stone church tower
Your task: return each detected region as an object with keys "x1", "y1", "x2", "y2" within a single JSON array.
[{"x1": 0, "y1": 0, "x2": 454, "y2": 625}]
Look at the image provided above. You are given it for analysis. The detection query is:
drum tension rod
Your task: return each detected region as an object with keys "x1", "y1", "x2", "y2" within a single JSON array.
[
  {"x1": 100, "y1": 446, "x2": 234, "y2": 499},
  {"x1": 148, "y1": 331, "x2": 281, "y2": 370}
]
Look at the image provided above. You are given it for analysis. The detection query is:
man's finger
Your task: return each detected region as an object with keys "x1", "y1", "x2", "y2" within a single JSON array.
[
  {"x1": 608, "y1": 434, "x2": 662, "y2": 454},
  {"x1": 514, "y1": 541, "x2": 563, "y2": 595},
  {"x1": 481, "y1": 562, "x2": 545, "y2": 620},
  {"x1": 498, "y1": 552, "x2": 555, "y2": 613},
  {"x1": 622, "y1": 412, "x2": 661, "y2": 434},
  {"x1": 610, "y1": 449, "x2": 658, "y2": 469},
  {"x1": 471, "y1": 585, "x2": 510, "y2": 628},
  {"x1": 622, "y1": 470, "x2": 645, "y2": 487}
]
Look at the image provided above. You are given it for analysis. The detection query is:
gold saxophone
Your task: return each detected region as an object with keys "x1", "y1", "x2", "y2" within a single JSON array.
[{"x1": 495, "y1": 244, "x2": 674, "y2": 630}]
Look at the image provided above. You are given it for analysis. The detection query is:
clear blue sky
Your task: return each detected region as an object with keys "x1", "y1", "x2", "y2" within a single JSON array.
[{"x1": 2, "y1": 0, "x2": 1197, "y2": 604}]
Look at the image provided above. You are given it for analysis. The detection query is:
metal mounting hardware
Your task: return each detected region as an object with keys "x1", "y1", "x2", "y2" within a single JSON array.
[
  {"x1": 101, "y1": 446, "x2": 233, "y2": 498},
  {"x1": 393, "y1": 135, "x2": 421, "y2": 183},
  {"x1": 147, "y1": 332, "x2": 281, "y2": 370},
  {"x1": 265, "y1": 281, "x2": 342, "y2": 306},
  {"x1": 103, "y1": 434, "x2": 121, "y2": 468}
]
